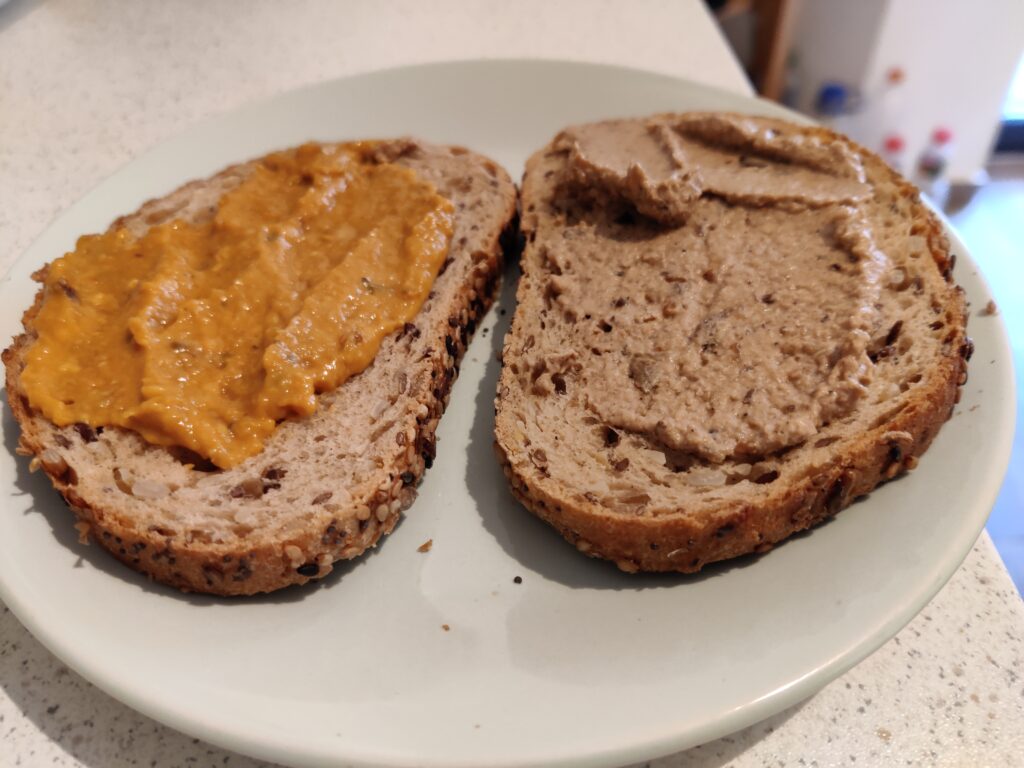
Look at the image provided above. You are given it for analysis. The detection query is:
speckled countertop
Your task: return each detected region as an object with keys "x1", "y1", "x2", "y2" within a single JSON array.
[{"x1": 1, "y1": 1, "x2": 1021, "y2": 766}]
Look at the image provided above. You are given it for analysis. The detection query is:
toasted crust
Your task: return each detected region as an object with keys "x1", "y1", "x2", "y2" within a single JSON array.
[
  {"x1": 494, "y1": 113, "x2": 970, "y2": 574},
  {"x1": 4, "y1": 140, "x2": 517, "y2": 595}
]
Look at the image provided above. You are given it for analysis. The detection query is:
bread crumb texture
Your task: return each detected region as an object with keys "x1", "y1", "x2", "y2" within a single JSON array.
[
  {"x1": 495, "y1": 113, "x2": 969, "y2": 573},
  {"x1": 4, "y1": 139, "x2": 517, "y2": 594}
]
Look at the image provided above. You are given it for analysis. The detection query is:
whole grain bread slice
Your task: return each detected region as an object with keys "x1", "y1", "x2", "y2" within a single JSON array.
[
  {"x1": 495, "y1": 113, "x2": 971, "y2": 573},
  {"x1": 4, "y1": 139, "x2": 516, "y2": 595}
]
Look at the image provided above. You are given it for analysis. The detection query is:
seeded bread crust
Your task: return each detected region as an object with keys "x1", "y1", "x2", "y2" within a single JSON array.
[
  {"x1": 494, "y1": 113, "x2": 971, "y2": 574},
  {"x1": 4, "y1": 140, "x2": 517, "y2": 595}
]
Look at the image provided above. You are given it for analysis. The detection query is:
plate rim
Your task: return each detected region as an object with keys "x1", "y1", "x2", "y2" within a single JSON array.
[{"x1": 0, "y1": 57, "x2": 1016, "y2": 768}]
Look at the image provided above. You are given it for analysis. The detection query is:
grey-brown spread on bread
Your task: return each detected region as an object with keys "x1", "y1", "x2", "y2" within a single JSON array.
[
  {"x1": 497, "y1": 111, "x2": 967, "y2": 574},
  {"x1": 537, "y1": 114, "x2": 893, "y2": 463}
]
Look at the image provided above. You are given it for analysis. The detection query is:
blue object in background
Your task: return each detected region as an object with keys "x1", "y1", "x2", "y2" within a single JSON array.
[{"x1": 816, "y1": 82, "x2": 850, "y2": 116}]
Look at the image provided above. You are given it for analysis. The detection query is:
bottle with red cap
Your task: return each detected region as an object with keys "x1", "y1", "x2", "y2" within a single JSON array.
[
  {"x1": 917, "y1": 127, "x2": 953, "y2": 180},
  {"x1": 914, "y1": 127, "x2": 954, "y2": 206},
  {"x1": 881, "y1": 133, "x2": 906, "y2": 172},
  {"x1": 873, "y1": 67, "x2": 907, "y2": 152}
]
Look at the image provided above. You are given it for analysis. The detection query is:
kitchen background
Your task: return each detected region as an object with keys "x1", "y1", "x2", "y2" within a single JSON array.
[{"x1": 710, "y1": 0, "x2": 1024, "y2": 593}]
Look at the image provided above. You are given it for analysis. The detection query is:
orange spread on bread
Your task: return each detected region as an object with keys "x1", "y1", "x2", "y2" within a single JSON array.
[{"x1": 21, "y1": 142, "x2": 454, "y2": 468}]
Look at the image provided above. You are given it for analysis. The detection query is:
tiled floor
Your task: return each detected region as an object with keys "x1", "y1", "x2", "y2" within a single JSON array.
[{"x1": 949, "y1": 165, "x2": 1024, "y2": 594}]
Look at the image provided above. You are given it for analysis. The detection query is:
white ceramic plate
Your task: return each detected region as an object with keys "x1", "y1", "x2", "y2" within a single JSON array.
[{"x1": 0, "y1": 61, "x2": 1014, "y2": 768}]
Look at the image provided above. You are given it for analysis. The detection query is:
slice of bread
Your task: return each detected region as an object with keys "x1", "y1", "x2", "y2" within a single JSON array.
[
  {"x1": 4, "y1": 139, "x2": 516, "y2": 595},
  {"x1": 495, "y1": 113, "x2": 970, "y2": 574}
]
